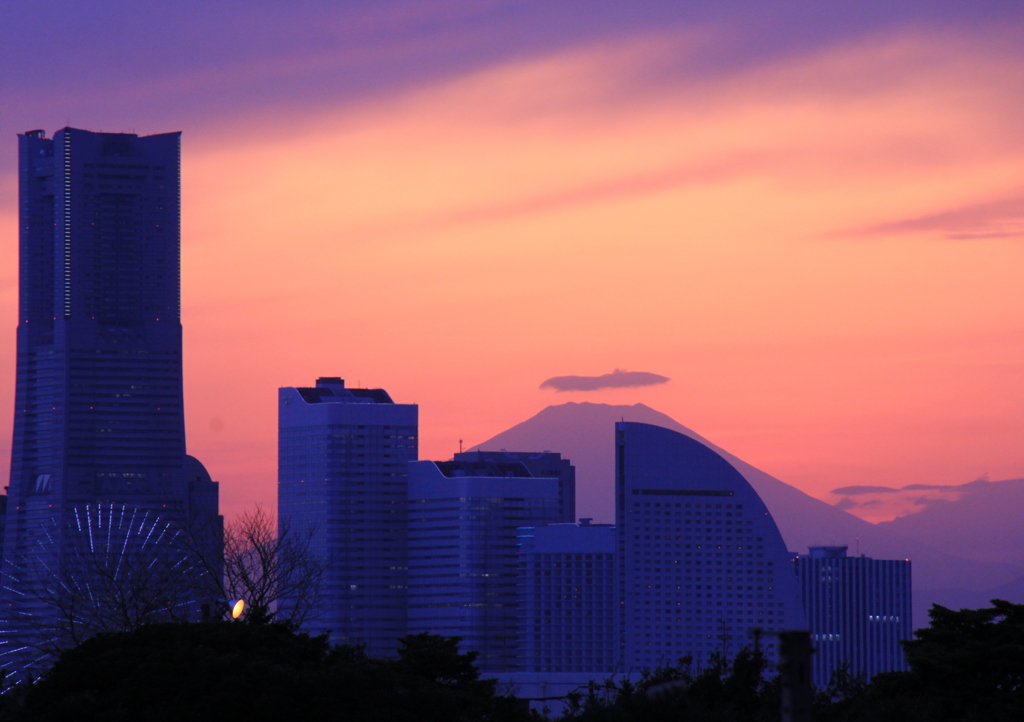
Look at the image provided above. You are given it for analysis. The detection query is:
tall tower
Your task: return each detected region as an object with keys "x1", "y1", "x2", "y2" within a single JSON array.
[
  {"x1": 2, "y1": 128, "x2": 220, "y2": 673},
  {"x1": 615, "y1": 422, "x2": 806, "y2": 670},
  {"x1": 278, "y1": 377, "x2": 417, "y2": 656}
]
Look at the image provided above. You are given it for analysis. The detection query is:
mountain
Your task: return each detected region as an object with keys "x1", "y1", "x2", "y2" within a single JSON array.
[
  {"x1": 471, "y1": 402, "x2": 1024, "y2": 627},
  {"x1": 876, "y1": 479, "x2": 1024, "y2": 566}
]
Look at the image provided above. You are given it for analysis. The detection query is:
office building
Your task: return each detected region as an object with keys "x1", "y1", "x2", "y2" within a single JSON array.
[
  {"x1": 795, "y1": 546, "x2": 911, "y2": 686},
  {"x1": 406, "y1": 458, "x2": 561, "y2": 672},
  {"x1": 518, "y1": 520, "x2": 617, "y2": 674},
  {"x1": 615, "y1": 422, "x2": 807, "y2": 670},
  {"x1": 2, "y1": 128, "x2": 220, "y2": 674},
  {"x1": 278, "y1": 377, "x2": 417, "y2": 656},
  {"x1": 454, "y1": 450, "x2": 576, "y2": 523}
]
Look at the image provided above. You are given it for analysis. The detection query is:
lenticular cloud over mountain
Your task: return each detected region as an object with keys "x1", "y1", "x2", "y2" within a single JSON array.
[{"x1": 540, "y1": 369, "x2": 669, "y2": 392}]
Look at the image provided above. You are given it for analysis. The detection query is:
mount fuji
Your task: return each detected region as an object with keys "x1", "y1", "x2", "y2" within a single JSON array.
[{"x1": 471, "y1": 402, "x2": 1024, "y2": 628}]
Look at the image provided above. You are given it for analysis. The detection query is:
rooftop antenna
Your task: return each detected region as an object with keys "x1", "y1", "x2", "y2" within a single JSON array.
[{"x1": 459, "y1": 439, "x2": 463, "y2": 453}]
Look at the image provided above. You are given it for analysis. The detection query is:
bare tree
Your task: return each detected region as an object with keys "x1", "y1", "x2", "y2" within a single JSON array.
[{"x1": 221, "y1": 505, "x2": 327, "y2": 626}]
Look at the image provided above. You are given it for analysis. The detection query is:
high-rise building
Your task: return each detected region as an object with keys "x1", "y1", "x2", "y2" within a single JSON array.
[
  {"x1": 278, "y1": 377, "x2": 417, "y2": 656},
  {"x1": 795, "y1": 546, "x2": 911, "y2": 686},
  {"x1": 406, "y1": 458, "x2": 561, "y2": 672},
  {"x1": 454, "y1": 450, "x2": 576, "y2": 523},
  {"x1": 518, "y1": 520, "x2": 617, "y2": 675},
  {"x1": 615, "y1": 422, "x2": 807, "y2": 670},
  {"x1": 2, "y1": 128, "x2": 221, "y2": 674}
]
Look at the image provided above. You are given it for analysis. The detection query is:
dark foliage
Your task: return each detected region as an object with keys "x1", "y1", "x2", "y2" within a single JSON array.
[
  {"x1": 561, "y1": 600, "x2": 1024, "y2": 722},
  {"x1": 8, "y1": 599, "x2": 1024, "y2": 722},
  {"x1": 10, "y1": 624, "x2": 530, "y2": 722},
  {"x1": 816, "y1": 599, "x2": 1024, "y2": 722},
  {"x1": 558, "y1": 646, "x2": 780, "y2": 722}
]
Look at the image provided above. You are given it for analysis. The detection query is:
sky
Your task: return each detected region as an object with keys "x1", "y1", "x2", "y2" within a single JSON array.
[{"x1": 2, "y1": 1, "x2": 1023, "y2": 524}]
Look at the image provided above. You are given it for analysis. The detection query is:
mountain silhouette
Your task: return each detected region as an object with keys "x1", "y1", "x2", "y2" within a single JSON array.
[
  {"x1": 876, "y1": 479, "x2": 1024, "y2": 566},
  {"x1": 471, "y1": 402, "x2": 1024, "y2": 628}
]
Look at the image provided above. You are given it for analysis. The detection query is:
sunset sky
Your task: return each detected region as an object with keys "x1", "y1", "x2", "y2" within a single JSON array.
[{"x1": 2, "y1": 1, "x2": 1022, "y2": 524}]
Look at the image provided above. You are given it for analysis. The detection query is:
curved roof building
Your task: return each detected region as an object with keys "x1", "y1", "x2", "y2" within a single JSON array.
[{"x1": 615, "y1": 422, "x2": 806, "y2": 670}]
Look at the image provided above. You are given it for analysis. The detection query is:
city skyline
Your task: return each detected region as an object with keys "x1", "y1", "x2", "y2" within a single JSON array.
[{"x1": 2, "y1": 3, "x2": 1024, "y2": 527}]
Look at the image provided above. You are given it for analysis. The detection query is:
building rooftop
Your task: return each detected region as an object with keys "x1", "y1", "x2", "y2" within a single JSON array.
[
  {"x1": 808, "y1": 546, "x2": 849, "y2": 558},
  {"x1": 295, "y1": 377, "x2": 394, "y2": 405},
  {"x1": 433, "y1": 460, "x2": 535, "y2": 478}
]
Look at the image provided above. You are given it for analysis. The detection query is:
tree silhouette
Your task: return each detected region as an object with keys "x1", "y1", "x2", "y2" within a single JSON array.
[
  {"x1": 218, "y1": 505, "x2": 327, "y2": 625},
  {"x1": 12, "y1": 625, "x2": 531, "y2": 722}
]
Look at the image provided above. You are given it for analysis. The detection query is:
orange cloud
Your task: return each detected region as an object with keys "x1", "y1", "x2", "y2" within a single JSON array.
[{"x1": 3, "y1": 25, "x2": 1024, "y2": 522}]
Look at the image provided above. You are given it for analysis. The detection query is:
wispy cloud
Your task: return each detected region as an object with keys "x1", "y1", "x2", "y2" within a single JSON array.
[
  {"x1": 832, "y1": 479, "x2": 988, "y2": 496},
  {"x1": 6, "y1": 19, "x2": 1022, "y2": 519},
  {"x1": 838, "y1": 196, "x2": 1024, "y2": 241},
  {"x1": 540, "y1": 369, "x2": 670, "y2": 392},
  {"x1": 830, "y1": 478, "x2": 994, "y2": 521}
]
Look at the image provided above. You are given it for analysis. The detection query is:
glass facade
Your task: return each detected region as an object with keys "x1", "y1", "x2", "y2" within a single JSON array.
[
  {"x1": 615, "y1": 422, "x2": 806, "y2": 670},
  {"x1": 2, "y1": 128, "x2": 220, "y2": 677},
  {"x1": 795, "y1": 546, "x2": 911, "y2": 686},
  {"x1": 278, "y1": 377, "x2": 417, "y2": 656},
  {"x1": 407, "y1": 460, "x2": 560, "y2": 672},
  {"x1": 454, "y1": 451, "x2": 576, "y2": 523},
  {"x1": 518, "y1": 522, "x2": 617, "y2": 674}
]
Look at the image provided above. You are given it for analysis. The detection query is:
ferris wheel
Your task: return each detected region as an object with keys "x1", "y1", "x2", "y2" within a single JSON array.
[{"x1": 0, "y1": 503, "x2": 206, "y2": 679}]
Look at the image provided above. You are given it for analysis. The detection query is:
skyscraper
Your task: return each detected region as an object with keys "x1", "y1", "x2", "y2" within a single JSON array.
[
  {"x1": 2, "y1": 128, "x2": 220, "y2": 673},
  {"x1": 518, "y1": 520, "x2": 617, "y2": 675},
  {"x1": 406, "y1": 458, "x2": 561, "y2": 671},
  {"x1": 615, "y1": 422, "x2": 806, "y2": 669},
  {"x1": 278, "y1": 377, "x2": 417, "y2": 655},
  {"x1": 795, "y1": 546, "x2": 911, "y2": 686}
]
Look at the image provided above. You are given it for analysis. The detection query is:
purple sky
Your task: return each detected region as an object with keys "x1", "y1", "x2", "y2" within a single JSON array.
[{"x1": 3, "y1": 1, "x2": 1023, "y2": 523}]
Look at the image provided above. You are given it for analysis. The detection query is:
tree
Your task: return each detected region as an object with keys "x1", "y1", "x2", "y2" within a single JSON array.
[
  {"x1": 814, "y1": 599, "x2": 1024, "y2": 722},
  {"x1": 219, "y1": 505, "x2": 327, "y2": 625},
  {"x1": 388, "y1": 633, "x2": 528, "y2": 722},
  {"x1": 12, "y1": 624, "x2": 533, "y2": 722},
  {"x1": 906, "y1": 600, "x2": 1024, "y2": 696},
  {"x1": 13, "y1": 622, "x2": 334, "y2": 722},
  {"x1": 560, "y1": 647, "x2": 779, "y2": 722},
  {"x1": 811, "y1": 663, "x2": 868, "y2": 720}
]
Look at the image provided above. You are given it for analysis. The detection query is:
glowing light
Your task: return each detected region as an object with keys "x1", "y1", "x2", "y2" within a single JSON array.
[{"x1": 230, "y1": 599, "x2": 245, "y2": 619}]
